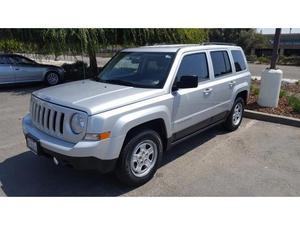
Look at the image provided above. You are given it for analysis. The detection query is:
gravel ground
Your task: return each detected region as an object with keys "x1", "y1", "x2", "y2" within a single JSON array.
[{"x1": 0, "y1": 84, "x2": 300, "y2": 196}]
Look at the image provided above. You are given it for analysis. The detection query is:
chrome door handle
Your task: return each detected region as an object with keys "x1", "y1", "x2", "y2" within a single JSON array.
[
  {"x1": 203, "y1": 88, "x2": 213, "y2": 95},
  {"x1": 229, "y1": 81, "x2": 236, "y2": 87}
]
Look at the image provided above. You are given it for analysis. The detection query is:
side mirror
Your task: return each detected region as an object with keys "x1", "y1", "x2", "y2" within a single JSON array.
[{"x1": 176, "y1": 75, "x2": 198, "y2": 89}]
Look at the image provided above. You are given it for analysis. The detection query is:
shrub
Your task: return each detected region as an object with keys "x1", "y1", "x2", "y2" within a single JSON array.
[
  {"x1": 257, "y1": 56, "x2": 270, "y2": 64},
  {"x1": 278, "y1": 55, "x2": 300, "y2": 66},
  {"x1": 246, "y1": 55, "x2": 257, "y2": 63},
  {"x1": 279, "y1": 90, "x2": 287, "y2": 98},
  {"x1": 296, "y1": 80, "x2": 299, "y2": 85},
  {"x1": 251, "y1": 85, "x2": 259, "y2": 96},
  {"x1": 288, "y1": 96, "x2": 300, "y2": 113},
  {"x1": 62, "y1": 61, "x2": 89, "y2": 81}
]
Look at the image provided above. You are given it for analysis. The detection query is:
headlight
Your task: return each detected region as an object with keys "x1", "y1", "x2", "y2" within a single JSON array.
[{"x1": 70, "y1": 113, "x2": 86, "y2": 134}]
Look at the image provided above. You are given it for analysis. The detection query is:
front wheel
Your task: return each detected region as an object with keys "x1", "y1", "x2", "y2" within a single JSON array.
[
  {"x1": 224, "y1": 97, "x2": 245, "y2": 131},
  {"x1": 115, "y1": 129, "x2": 163, "y2": 186}
]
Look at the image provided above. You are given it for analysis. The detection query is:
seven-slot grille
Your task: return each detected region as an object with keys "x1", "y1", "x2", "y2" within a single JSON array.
[
  {"x1": 31, "y1": 97, "x2": 65, "y2": 136},
  {"x1": 29, "y1": 95, "x2": 87, "y2": 143}
]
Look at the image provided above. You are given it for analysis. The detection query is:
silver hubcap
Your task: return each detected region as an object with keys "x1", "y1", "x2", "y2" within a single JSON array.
[
  {"x1": 232, "y1": 102, "x2": 243, "y2": 125},
  {"x1": 47, "y1": 73, "x2": 59, "y2": 85},
  {"x1": 130, "y1": 140, "x2": 158, "y2": 177}
]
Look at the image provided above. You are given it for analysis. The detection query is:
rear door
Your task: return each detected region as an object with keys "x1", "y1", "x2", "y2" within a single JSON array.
[
  {"x1": 0, "y1": 56, "x2": 15, "y2": 84},
  {"x1": 207, "y1": 50, "x2": 236, "y2": 114}
]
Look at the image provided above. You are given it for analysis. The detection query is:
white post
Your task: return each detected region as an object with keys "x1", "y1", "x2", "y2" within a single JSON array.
[{"x1": 258, "y1": 69, "x2": 282, "y2": 107}]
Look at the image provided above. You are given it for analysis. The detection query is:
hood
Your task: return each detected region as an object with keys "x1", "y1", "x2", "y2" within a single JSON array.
[{"x1": 33, "y1": 79, "x2": 165, "y2": 115}]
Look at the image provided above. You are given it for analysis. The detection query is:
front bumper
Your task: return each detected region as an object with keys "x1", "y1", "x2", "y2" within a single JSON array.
[{"x1": 22, "y1": 113, "x2": 121, "y2": 173}]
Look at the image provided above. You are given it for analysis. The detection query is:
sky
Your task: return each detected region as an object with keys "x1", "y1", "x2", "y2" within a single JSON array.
[{"x1": 257, "y1": 28, "x2": 300, "y2": 34}]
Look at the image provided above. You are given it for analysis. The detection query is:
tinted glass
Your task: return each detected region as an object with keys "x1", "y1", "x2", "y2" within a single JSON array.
[
  {"x1": 210, "y1": 51, "x2": 232, "y2": 77},
  {"x1": 12, "y1": 56, "x2": 35, "y2": 65},
  {"x1": 231, "y1": 50, "x2": 246, "y2": 72},
  {"x1": 98, "y1": 52, "x2": 175, "y2": 88},
  {"x1": 0, "y1": 56, "x2": 8, "y2": 64},
  {"x1": 177, "y1": 53, "x2": 209, "y2": 82}
]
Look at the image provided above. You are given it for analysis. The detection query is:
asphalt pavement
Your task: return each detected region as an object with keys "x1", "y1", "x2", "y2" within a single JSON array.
[
  {"x1": 249, "y1": 63, "x2": 300, "y2": 80},
  {"x1": 0, "y1": 84, "x2": 300, "y2": 196}
]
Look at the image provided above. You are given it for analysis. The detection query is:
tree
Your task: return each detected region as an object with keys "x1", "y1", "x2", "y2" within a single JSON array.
[
  {"x1": 208, "y1": 29, "x2": 267, "y2": 54},
  {"x1": 270, "y1": 28, "x2": 281, "y2": 69},
  {"x1": 0, "y1": 28, "x2": 209, "y2": 75}
]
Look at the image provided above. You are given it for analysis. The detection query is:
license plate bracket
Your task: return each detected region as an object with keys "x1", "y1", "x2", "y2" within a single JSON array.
[{"x1": 26, "y1": 134, "x2": 41, "y2": 155}]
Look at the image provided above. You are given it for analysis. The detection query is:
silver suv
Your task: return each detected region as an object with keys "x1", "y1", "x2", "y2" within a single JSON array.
[{"x1": 22, "y1": 44, "x2": 251, "y2": 186}]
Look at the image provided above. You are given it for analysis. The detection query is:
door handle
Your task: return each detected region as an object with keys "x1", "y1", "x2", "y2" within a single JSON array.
[
  {"x1": 203, "y1": 88, "x2": 213, "y2": 95},
  {"x1": 15, "y1": 68, "x2": 20, "y2": 71},
  {"x1": 229, "y1": 81, "x2": 236, "y2": 87}
]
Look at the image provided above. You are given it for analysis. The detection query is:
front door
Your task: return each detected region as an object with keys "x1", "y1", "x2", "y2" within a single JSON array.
[
  {"x1": 9, "y1": 56, "x2": 43, "y2": 82},
  {"x1": 0, "y1": 56, "x2": 15, "y2": 84},
  {"x1": 172, "y1": 52, "x2": 217, "y2": 140}
]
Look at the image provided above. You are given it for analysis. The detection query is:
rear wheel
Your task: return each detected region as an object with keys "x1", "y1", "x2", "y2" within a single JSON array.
[
  {"x1": 224, "y1": 97, "x2": 244, "y2": 131},
  {"x1": 45, "y1": 72, "x2": 60, "y2": 86},
  {"x1": 115, "y1": 129, "x2": 163, "y2": 186}
]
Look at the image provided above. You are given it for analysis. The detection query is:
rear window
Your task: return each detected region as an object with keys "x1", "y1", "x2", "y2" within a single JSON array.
[
  {"x1": 210, "y1": 51, "x2": 232, "y2": 77},
  {"x1": 231, "y1": 50, "x2": 247, "y2": 72}
]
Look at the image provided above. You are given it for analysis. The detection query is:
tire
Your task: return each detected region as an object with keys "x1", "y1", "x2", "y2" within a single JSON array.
[
  {"x1": 45, "y1": 72, "x2": 60, "y2": 86},
  {"x1": 115, "y1": 129, "x2": 163, "y2": 186},
  {"x1": 224, "y1": 97, "x2": 245, "y2": 131}
]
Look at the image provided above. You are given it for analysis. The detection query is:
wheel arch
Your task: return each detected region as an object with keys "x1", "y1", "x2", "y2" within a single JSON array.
[{"x1": 122, "y1": 118, "x2": 169, "y2": 151}]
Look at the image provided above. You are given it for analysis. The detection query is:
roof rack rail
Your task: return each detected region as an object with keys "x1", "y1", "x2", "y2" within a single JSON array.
[{"x1": 201, "y1": 42, "x2": 236, "y2": 46}]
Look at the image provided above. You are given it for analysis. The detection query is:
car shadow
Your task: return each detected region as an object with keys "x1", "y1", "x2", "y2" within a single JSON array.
[
  {"x1": 0, "y1": 125, "x2": 226, "y2": 196},
  {"x1": 0, "y1": 83, "x2": 46, "y2": 95}
]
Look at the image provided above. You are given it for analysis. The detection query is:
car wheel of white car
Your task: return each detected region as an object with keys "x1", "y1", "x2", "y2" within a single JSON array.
[
  {"x1": 45, "y1": 72, "x2": 60, "y2": 86},
  {"x1": 224, "y1": 97, "x2": 245, "y2": 131},
  {"x1": 115, "y1": 129, "x2": 163, "y2": 186}
]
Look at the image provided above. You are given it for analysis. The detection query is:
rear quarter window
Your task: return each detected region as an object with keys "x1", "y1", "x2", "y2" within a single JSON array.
[
  {"x1": 231, "y1": 50, "x2": 247, "y2": 72},
  {"x1": 210, "y1": 51, "x2": 232, "y2": 77}
]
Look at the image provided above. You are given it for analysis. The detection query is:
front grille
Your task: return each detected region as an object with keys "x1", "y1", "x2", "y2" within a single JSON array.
[
  {"x1": 30, "y1": 96, "x2": 87, "y2": 143},
  {"x1": 31, "y1": 100, "x2": 65, "y2": 135}
]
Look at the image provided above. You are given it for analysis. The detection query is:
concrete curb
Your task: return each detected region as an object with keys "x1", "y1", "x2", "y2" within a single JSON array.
[{"x1": 244, "y1": 109, "x2": 300, "y2": 128}]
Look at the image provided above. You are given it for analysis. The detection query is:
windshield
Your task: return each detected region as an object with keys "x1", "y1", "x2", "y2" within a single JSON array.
[{"x1": 97, "y1": 52, "x2": 175, "y2": 88}]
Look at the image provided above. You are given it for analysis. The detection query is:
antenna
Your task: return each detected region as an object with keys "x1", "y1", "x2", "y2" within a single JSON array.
[{"x1": 80, "y1": 30, "x2": 86, "y2": 82}]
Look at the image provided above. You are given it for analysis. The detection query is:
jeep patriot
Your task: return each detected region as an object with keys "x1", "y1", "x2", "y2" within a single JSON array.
[{"x1": 22, "y1": 44, "x2": 251, "y2": 186}]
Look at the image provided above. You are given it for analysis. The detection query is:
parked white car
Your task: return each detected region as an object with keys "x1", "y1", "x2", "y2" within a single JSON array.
[{"x1": 22, "y1": 44, "x2": 251, "y2": 186}]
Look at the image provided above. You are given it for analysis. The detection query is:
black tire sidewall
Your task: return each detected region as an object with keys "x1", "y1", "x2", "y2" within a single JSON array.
[
  {"x1": 45, "y1": 72, "x2": 60, "y2": 86},
  {"x1": 116, "y1": 129, "x2": 163, "y2": 186},
  {"x1": 225, "y1": 97, "x2": 245, "y2": 131}
]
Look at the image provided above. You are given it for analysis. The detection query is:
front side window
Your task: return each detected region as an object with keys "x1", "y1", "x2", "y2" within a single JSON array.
[
  {"x1": 98, "y1": 52, "x2": 175, "y2": 88},
  {"x1": 231, "y1": 50, "x2": 247, "y2": 72},
  {"x1": 0, "y1": 56, "x2": 9, "y2": 64},
  {"x1": 176, "y1": 53, "x2": 209, "y2": 82},
  {"x1": 210, "y1": 51, "x2": 232, "y2": 77}
]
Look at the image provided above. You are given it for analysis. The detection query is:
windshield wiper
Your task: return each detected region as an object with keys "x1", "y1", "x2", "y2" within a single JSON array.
[
  {"x1": 97, "y1": 78, "x2": 155, "y2": 88},
  {"x1": 101, "y1": 79, "x2": 135, "y2": 87}
]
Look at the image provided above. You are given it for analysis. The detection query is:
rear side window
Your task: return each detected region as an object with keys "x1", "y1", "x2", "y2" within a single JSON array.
[
  {"x1": 231, "y1": 50, "x2": 247, "y2": 72},
  {"x1": 210, "y1": 51, "x2": 232, "y2": 77},
  {"x1": 177, "y1": 53, "x2": 209, "y2": 82}
]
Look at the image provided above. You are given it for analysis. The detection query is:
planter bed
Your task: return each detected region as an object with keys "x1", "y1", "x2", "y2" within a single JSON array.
[{"x1": 246, "y1": 80, "x2": 300, "y2": 119}]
